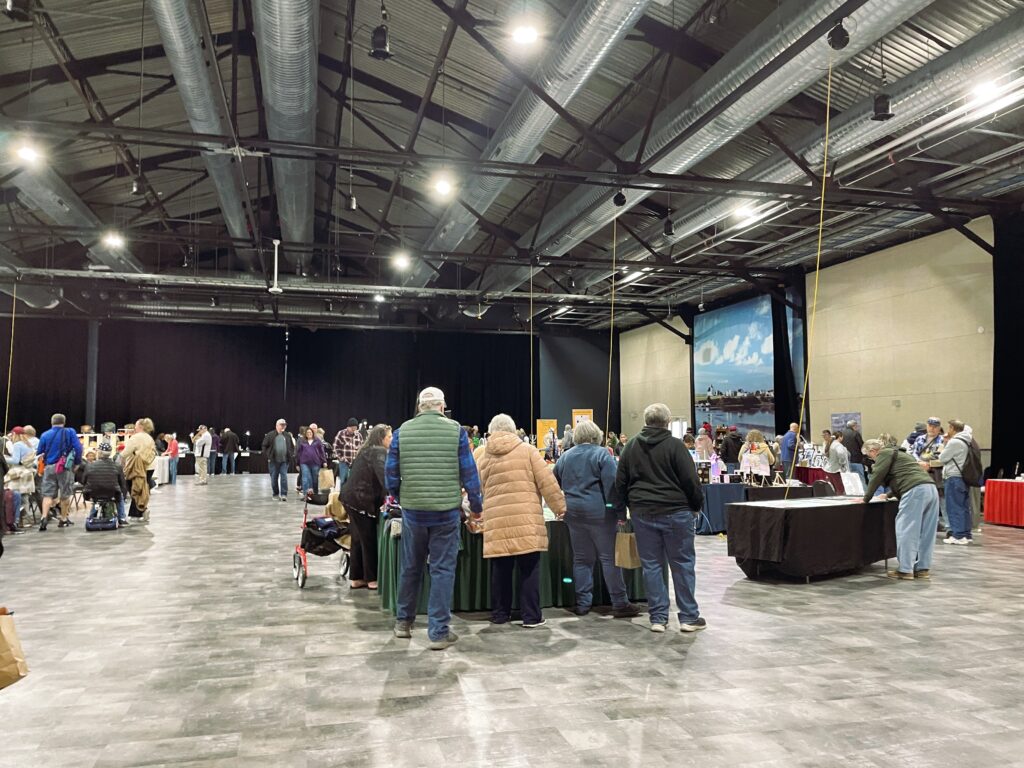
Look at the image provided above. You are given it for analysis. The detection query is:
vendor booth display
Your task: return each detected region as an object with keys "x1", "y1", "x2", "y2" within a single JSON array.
[{"x1": 983, "y1": 479, "x2": 1024, "y2": 527}]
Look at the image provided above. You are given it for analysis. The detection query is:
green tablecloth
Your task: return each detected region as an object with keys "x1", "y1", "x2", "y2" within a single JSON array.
[{"x1": 378, "y1": 518, "x2": 649, "y2": 615}]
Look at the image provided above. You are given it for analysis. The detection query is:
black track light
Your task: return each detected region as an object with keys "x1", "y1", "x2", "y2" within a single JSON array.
[
  {"x1": 827, "y1": 20, "x2": 849, "y2": 51},
  {"x1": 345, "y1": 193, "x2": 358, "y2": 211},
  {"x1": 613, "y1": 190, "x2": 627, "y2": 207},
  {"x1": 369, "y1": 1, "x2": 392, "y2": 60},
  {"x1": 871, "y1": 91, "x2": 894, "y2": 121},
  {"x1": 663, "y1": 210, "x2": 675, "y2": 237}
]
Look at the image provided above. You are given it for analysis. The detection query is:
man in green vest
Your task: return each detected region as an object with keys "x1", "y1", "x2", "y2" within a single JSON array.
[{"x1": 385, "y1": 386, "x2": 483, "y2": 650}]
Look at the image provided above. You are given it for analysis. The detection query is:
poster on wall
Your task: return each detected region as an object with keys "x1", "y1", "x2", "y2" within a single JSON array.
[
  {"x1": 693, "y1": 295, "x2": 776, "y2": 433},
  {"x1": 571, "y1": 409, "x2": 593, "y2": 428},
  {"x1": 831, "y1": 412, "x2": 862, "y2": 432}
]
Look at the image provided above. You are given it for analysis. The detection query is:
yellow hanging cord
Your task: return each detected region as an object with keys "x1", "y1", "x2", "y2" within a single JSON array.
[
  {"x1": 787, "y1": 55, "x2": 833, "y2": 497},
  {"x1": 529, "y1": 262, "x2": 534, "y2": 440},
  {"x1": 605, "y1": 218, "x2": 617, "y2": 440},
  {"x1": 3, "y1": 283, "x2": 16, "y2": 435}
]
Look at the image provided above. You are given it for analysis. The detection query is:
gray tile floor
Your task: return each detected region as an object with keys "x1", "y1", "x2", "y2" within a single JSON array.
[{"x1": 2, "y1": 474, "x2": 1024, "y2": 767}]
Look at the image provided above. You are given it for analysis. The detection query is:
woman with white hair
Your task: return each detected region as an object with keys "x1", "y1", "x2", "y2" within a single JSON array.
[
  {"x1": 474, "y1": 413, "x2": 567, "y2": 627},
  {"x1": 553, "y1": 419, "x2": 640, "y2": 618}
]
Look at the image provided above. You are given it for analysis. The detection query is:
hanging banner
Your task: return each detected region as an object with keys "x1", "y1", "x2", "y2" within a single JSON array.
[{"x1": 571, "y1": 409, "x2": 594, "y2": 427}]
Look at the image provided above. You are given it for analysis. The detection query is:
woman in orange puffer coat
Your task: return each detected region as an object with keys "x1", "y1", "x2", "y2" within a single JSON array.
[{"x1": 474, "y1": 414, "x2": 566, "y2": 628}]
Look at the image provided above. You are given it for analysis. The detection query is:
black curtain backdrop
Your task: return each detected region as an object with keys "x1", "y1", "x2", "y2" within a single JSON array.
[
  {"x1": 771, "y1": 287, "x2": 810, "y2": 436},
  {"x1": 539, "y1": 332, "x2": 621, "y2": 433},
  {"x1": 1, "y1": 319, "x2": 539, "y2": 440},
  {"x1": 990, "y1": 213, "x2": 1023, "y2": 477}
]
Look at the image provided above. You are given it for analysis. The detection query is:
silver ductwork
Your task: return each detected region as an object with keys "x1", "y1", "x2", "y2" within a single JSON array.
[
  {"x1": 0, "y1": 243, "x2": 63, "y2": 309},
  {"x1": 150, "y1": 0, "x2": 257, "y2": 268},
  {"x1": 116, "y1": 301, "x2": 382, "y2": 322},
  {"x1": 627, "y1": 10, "x2": 1024, "y2": 261},
  {"x1": 8, "y1": 164, "x2": 144, "y2": 273},
  {"x1": 252, "y1": 0, "x2": 320, "y2": 273},
  {"x1": 404, "y1": 0, "x2": 657, "y2": 287},
  {"x1": 473, "y1": 0, "x2": 935, "y2": 298}
]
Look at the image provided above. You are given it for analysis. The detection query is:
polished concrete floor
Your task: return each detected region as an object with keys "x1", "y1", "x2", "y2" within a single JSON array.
[{"x1": 2, "y1": 474, "x2": 1024, "y2": 767}]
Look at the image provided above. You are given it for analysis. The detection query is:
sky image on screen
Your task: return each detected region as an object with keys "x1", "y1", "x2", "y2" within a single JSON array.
[{"x1": 694, "y1": 296, "x2": 776, "y2": 432}]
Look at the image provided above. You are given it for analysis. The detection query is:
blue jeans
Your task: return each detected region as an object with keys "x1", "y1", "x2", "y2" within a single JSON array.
[
  {"x1": 269, "y1": 461, "x2": 289, "y2": 498},
  {"x1": 396, "y1": 513, "x2": 461, "y2": 641},
  {"x1": 944, "y1": 476, "x2": 972, "y2": 540},
  {"x1": 565, "y1": 516, "x2": 629, "y2": 610},
  {"x1": 221, "y1": 453, "x2": 236, "y2": 475},
  {"x1": 300, "y1": 464, "x2": 317, "y2": 496},
  {"x1": 207, "y1": 452, "x2": 218, "y2": 476},
  {"x1": 336, "y1": 462, "x2": 350, "y2": 487},
  {"x1": 11, "y1": 491, "x2": 20, "y2": 526},
  {"x1": 896, "y1": 483, "x2": 941, "y2": 573},
  {"x1": 168, "y1": 457, "x2": 178, "y2": 485},
  {"x1": 632, "y1": 511, "x2": 699, "y2": 625}
]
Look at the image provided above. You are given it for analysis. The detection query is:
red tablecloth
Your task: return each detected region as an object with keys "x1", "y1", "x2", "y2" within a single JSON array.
[
  {"x1": 794, "y1": 466, "x2": 828, "y2": 486},
  {"x1": 984, "y1": 480, "x2": 1024, "y2": 527}
]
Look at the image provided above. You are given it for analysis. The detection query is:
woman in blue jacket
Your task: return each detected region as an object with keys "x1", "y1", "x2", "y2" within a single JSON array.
[{"x1": 553, "y1": 420, "x2": 640, "y2": 619}]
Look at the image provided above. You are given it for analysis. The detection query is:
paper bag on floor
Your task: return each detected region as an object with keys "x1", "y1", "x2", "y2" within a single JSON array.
[
  {"x1": 614, "y1": 531, "x2": 641, "y2": 569},
  {"x1": 318, "y1": 468, "x2": 335, "y2": 492},
  {"x1": 0, "y1": 609, "x2": 28, "y2": 690}
]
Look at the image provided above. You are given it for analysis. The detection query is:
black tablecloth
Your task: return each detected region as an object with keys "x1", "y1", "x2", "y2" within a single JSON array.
[
  {"x1": 697, "y1": 483, "x2": 816, "y2": 535},
  {"x1": 726, "y1": 498, "x2": 898, "y2": 579}
]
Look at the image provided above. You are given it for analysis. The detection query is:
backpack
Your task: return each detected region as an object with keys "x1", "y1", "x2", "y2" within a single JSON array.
[{"x1": 953, "y1": 435, "x2": 984, "y2": 488}]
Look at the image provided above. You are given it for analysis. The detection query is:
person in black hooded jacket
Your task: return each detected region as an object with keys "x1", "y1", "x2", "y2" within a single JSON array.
[
  {"x1": 340, "y1": 424, "x2": 391, "y2": 589},
  {"x1": 613, "y1": 403, "x2": 706, "y2": 634}
]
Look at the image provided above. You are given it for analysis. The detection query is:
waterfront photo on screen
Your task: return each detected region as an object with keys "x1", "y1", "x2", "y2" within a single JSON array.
[{"x1": 693, "y1": 296, "x2": 775, "y2": 432}]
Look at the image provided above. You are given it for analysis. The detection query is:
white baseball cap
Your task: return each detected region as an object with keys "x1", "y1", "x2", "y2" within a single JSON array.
[{"x1": 417, "y1": 387, "x2": 446, "y2": 406}]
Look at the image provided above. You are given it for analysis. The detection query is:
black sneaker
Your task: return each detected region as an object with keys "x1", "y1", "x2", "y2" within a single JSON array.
[
  {"x1": 522, "y1": 619, "x2": 547, "y2": 629},
  {"x1": 571, "y1": 606, "x2": 590, "y2": 617},
  {"x1": 680, "y1": 617, "x2": 707, "y2": 633},
  {"x1": 39, "y1": 519, "x2": 48, "y2": 531},
  {"x1": 613, "y1": 603, "x2": 642, "y2": 619}
]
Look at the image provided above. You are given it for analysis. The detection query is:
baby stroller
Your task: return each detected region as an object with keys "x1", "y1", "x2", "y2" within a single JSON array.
[
  {"x1": 292, "y1": 489, "x2": 350, "y2": 588},
  {"x1": 84, "y1": 494, "x2": 121, "y2": 531}
]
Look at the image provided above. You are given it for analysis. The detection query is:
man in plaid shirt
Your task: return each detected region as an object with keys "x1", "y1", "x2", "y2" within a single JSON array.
[{"x1": 333, "y1": 418, "x2": 363, "y2": 486}]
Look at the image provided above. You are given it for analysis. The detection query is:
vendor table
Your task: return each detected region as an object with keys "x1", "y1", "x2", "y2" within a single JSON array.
[
  {"x1": 794, "y1": 466, "x2": 828, "y2": 486},
  {"x1": 378, "y1": 519, "x2": 649, "y2": 615},
  {"x1": 727, "y1": 497, "x2": 897, "y2": 580},
  {"x1": 151, "y1": 455, "x2": 170, "y2": 485},
  {"x1": 983, "y1": 479, "x2": 1024, "y2": 527},
  {"x1": 698, "y1": 483, "x2": 815, "y2": 534}
]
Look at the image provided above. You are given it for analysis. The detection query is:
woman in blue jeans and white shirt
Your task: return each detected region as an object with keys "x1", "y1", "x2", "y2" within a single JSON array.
[
  {"x1": 554, "y1": 419, "x2": 641, "y2": 619},
  {"x1": 296, "y1": 427, "x2": 327, "y2": 497}
]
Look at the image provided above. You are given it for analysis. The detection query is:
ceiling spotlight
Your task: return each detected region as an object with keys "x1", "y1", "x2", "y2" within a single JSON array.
[
  {"x1": 827, "y1": 20, "x2": 849, "y2": 51},
  {"x1": 871, "y1": 92, "x2": 894, "y2": 121},
  {"x1": 373, "y1": 293, "x2": 385, "y2": 303},
  {"x1": 324, "y1": 299, "x2": 333, "y2": 312},
  {"x1": 431, "y1": 171, "x2": 455, "y2": 199},
  {"x1": 210, "y1": 296, "x2": 219, "y2": 308},
  {"x1": 345, "y1": 193, "x2": 358, "y2": 211},
  {"x1": 369, "y1": 1, "x2": 392, "y2": 60},
  {"x1": 511, "y1": 23, "x2": 539, "y2": 46},
  {"x1": 130, "y1": 177, "x2": 145, "y2": 196},
  {"x1": 392, "y1": 250, "x2": 411, "y2": 271},
  {"x1": 613, "y1": 190, "x2": 627, "y2": 207},
  {"x1": 102, "y1": 231, "x2": 125, "y2": 250},
  {"x1": 698, "y1": 302, "x2": 705, "y2": 313},
  {"x1": 14, "y1": 142, "x2": 41, "y2": 165}
]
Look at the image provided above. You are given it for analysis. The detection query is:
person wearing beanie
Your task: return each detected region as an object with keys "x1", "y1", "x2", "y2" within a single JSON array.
[
  {"x1": 332, "y1": 417, "x2": 363, "y2": 487},
  {"x1": 83, "y1": 441, "x2": 129, "y2": 527}
]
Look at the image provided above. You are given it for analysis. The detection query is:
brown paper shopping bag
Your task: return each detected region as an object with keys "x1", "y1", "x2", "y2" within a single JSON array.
[
  {"x1": 318, "y1": 467, "x2": 335, "y2": 491},
  {"x1": 614, "y1": 531, "x2": 641, "y2": 569},
  {"x1": 0, "y1": 609, "x2": 28, "y2": 690}
]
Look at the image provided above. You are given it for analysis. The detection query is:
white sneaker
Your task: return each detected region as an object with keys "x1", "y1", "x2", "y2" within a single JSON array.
[
  {"x1": 949, "y1": 537, "x2": 972, "y2": 546},
  {"x1": 650, "y1": 623, "x2": 667, "y2": 633}
]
